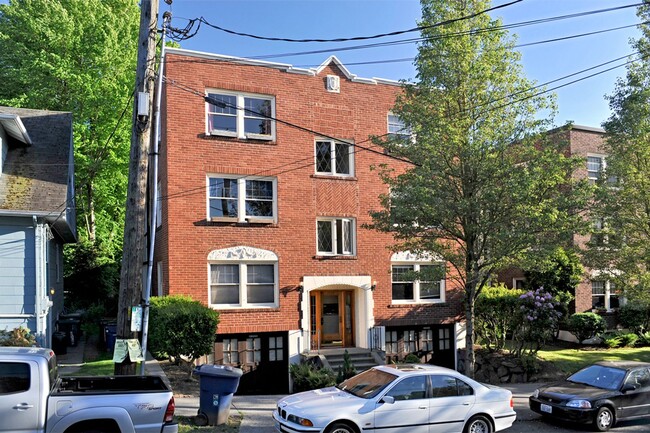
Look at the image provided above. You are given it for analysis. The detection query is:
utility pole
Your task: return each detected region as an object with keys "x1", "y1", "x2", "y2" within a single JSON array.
[{"x1": 115, "y1": 0, "x2": 159, "y2": 376}]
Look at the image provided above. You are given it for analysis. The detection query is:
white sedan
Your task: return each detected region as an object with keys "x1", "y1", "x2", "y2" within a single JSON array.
[{"x1": 273, "y1": 363, "x2": 515, "y2": 433}]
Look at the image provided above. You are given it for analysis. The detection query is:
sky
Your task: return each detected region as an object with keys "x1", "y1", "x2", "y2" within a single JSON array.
[{"x1": 159, "y1": 0, "x2": 644, "y2": 128}]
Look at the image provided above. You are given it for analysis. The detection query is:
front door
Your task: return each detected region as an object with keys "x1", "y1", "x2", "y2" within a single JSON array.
[{"x1": 311, "y1": 290, "x2": 354, "y2": 349}]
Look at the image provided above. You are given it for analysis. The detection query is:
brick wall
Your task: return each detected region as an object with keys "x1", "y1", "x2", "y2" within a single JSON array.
[{"x1": 158, "y1": 50, "x2": 463, "y2": 336}]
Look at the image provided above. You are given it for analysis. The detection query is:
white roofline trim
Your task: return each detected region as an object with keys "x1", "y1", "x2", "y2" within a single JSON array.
[
  {"x1": 314, "y1": 55, "x2": 356, "y2": 80},
  {"x1": 0, "y1": 113, "x2": 32, "y2": 145},
  {"x1": 166, "y1": 48, "x2": 401, "y2": 86}
]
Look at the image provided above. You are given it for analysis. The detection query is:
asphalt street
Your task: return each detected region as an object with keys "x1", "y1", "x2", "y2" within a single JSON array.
[
  {"x1": 233, "y1": 382, "x2": 650, "y2": 433},
  {"x1": 505, "y1": 382, "x2": 650, "y2": 433}
]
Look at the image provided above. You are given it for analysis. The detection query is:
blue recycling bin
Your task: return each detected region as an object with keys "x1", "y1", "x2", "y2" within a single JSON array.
[
  {"x1": 104, "y1": 324, "x2": 117, "y2": 352},
  {"x1": 194, "y1": 364, "x2": 243, "y2": 426}
]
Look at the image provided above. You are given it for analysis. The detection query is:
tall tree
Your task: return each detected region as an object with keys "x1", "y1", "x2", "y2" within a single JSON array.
[
  {"x1": 370, "y1": 0, "x2": 591, "y2": 375},
  {"x1": 589, "y1": 4, "x2": 650, "y2": 303},
  {"x1": 0, "y1": 0, "x2": 139, "y2": 250}
]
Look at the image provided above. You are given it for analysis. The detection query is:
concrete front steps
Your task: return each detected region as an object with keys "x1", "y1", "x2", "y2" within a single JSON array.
[{"x1": 305, "y1": 347, "x2": 385, "y2": 374}]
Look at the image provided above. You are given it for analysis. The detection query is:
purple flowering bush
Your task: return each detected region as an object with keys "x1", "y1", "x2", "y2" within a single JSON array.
[{"x1": 511, "y1": 287, "x2": 562, "y2": 356}]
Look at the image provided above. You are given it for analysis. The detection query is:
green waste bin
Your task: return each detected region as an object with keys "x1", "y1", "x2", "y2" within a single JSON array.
[{"x1": 194, "y1": 364, "x2": 243, "y2": 426}]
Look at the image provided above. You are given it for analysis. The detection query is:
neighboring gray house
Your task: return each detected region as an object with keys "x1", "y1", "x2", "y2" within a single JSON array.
[{"x1": 0, "y1": 106, "x2": 76, "y2": 347}]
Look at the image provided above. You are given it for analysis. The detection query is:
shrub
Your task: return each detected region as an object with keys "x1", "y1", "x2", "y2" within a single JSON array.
[
  {"x1": 290, "y1": 362, "x2": 336, "y2": 392},
  {"x1": 336, "y1": 350, "x2": 357, "y2": 383},
  {"x1": 618, "y1": 304, "x2": 650, "y2": 334},
  {"x1": 639, "y1": 331, "x2": 650, "y2": 346},
  {"x1": 475, "y1": 284, "x2": 525, "y2": 351},
  {"x1": 602, "y1": 333, "x2": 622, "y2": 349},
  {"x1": 568, "y1": 313, "x2": 606, "y2": 342},
  {"x1": 402, "y1": 353, "x2": 422, "y2": 364},
  {"x1": 0, "y1": 327, "x2": 36, "y2": 346},
  {"x1": 512, "y1": 288, "x2": 562, "y2": 356},
  {"x1": 620, "y1": 333, "x2": 639, "y2": 347},
  {"x1": 148, "y1": 295, "x2": 220, "y2": 376}
]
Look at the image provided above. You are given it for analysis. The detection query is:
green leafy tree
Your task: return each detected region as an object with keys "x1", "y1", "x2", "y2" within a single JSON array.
[
  {"x1": 522, "y1": 247, "x2": 583, "y2": 297},
  {"x1": 0, "y1": 0, "x2": 140, "y2": 306},
  {"x1": 148, "y1": 296, "x2": 220, "y2": 377},
  {"x1": 587, "y1": 4, "x2": 650, "y2": 304},
  {"x1": 370, "y1": 0, "x2": 591, "y2": 376},
  {"x1": 475, "y1": 284, "x2": 525, "y2": 352}
]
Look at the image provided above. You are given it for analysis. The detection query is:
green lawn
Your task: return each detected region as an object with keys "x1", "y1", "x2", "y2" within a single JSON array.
[{"x1": 537, "y1": 346, "x2": 650, "y2": 374}]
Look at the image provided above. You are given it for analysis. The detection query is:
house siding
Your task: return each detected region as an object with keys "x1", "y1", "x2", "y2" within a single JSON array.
[{"x1": 0, "y1": 218, "x2": 37, "y2": 330}]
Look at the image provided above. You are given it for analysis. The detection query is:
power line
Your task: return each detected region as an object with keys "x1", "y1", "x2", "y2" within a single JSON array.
[
  {"x1": 163, "y1": 76, "x2": 414, "y2": 165},
  {"x1": 187, "y1": 1, "x2": 643, "y2": 45},
  {"x1": 160, "y1": 21, "x2": 643, "y2": 70},
  {"x1": 159, "y1": 78, "x2": 408, "y2": 202},
  {"x1": 158, "y1": 47, "x2": 641, "y2": 200},
  {"x1": 188, "y1": 1, "x2": 522, "y2": 44}
]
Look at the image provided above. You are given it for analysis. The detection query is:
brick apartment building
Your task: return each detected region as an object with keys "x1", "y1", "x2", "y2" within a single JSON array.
[
  {"x1": 155, "y1": 48, "x2": 465, "y2": 393},
  {"x1": 500, "y1": 125, "x2": 622, "y2": 326}
]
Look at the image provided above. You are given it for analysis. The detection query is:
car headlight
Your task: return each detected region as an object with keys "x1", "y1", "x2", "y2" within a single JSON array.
[
  {"x1": 287, "y1": 414, "x2": 314, "y2": 427},
  {"x1": 566, "y1": 400, "x2": 592, "y2": 409},
  {"x1": 532, "y1": 389, "x2": 539, "y2": 398}
]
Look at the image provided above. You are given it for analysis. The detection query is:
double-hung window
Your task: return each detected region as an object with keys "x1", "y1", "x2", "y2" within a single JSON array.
[
  {"x1": 387, "y1": 113, "x2": 411, "y2": 140},
  {"x1": 208, "y1": 175, "x2": 277, "y2": 223},
  {"x1": 592, "y1": 280, "x2": 620, "y2": 311},
  {"x1": 207, "y1": 90, "x2": 275, "y2": 140},
  {"x1": 392, "y1": 263, "x2": 445, "y2": 303},
  {"x1": 317, "y1": 217, "x2": 355, "y2": 256},
  {"x1": 587, "y1": 155, "x2": 603, "y2": 184},
  {"x1": 315, "y1": 140, "x2": 354, "y2": 176},
  {"x1": 210, "y1": 262, "x2": 277, "y2": 308},
  {"x1": 587, "y1": 154, "x2": 616, "y2": 184}
]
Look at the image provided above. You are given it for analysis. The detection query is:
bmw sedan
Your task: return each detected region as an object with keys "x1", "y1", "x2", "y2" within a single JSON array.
[
  {"x1": 273, "y1": 363, "x2": 516, "y2": 433},
  {"x1": 529, "y1": 361, "x2": 650, "y2": 431}
]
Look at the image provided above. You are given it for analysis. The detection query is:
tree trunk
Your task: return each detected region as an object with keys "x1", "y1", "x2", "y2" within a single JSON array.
[
  {"x1": 464, "y1": 289, "x2": 476, "y2": 378},
  {"x1": 86, "y1": 182, "x2": 96, "y2": 243}
]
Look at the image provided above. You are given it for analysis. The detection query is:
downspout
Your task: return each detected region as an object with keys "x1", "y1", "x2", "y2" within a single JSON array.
[{"x1": 140, "y1": 12, "x2": 169, "y2": 375}]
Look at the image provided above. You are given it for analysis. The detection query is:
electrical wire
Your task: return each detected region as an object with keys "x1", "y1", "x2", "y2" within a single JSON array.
[
  {"x1": 194, "y1": 0, "x2": 522, "y2": 43},
  {"x1": 157, "y1": 45, "x2": 644, "y2": 201},
  {"x1": 159, "y1": 21, "x2": 643, "y2": 70},
  {"x1": 159, "y1": 78, "x2": 407, "y2": 201}
]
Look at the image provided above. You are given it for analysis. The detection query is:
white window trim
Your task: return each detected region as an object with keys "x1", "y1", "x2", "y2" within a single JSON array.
[
  {"x1": 512, "y1": 277, "x2": 525, "y2": 289},
  {"x1": 208, "y1": 261, "x2": 279, "y2": 309},
  {"x1": 387, "y1": 112, "x2": 415, "y2": 143},
  {"x1": 591, "y1": 279, "x2": 621, "y2": 312},
  {"x1": 587, "y1": 153, "x2": 606, "y2": 183},
  {"x1": 314, "y1": 139, "x2": 355, "y2": 177},
  {"x1": 316, "y1": 217, "x2": 356, "y2": 256},
  {"x1": 391, "y1": 261, "x2": 446, "y2": 304},
  {"x1": 206, "y1": 174, "x2": 277, "y2": 223},
  {"x1": 205, "y1": 89, "x2": 276, "y2": 141}
]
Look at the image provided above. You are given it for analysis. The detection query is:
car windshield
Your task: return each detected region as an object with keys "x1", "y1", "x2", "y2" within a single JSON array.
[
  {"x1": 567, "y1": 365, "x2": 626, "y2": 390},
  {"x1": 336, "y1": 369, "x2": 398, "y2": 399}
]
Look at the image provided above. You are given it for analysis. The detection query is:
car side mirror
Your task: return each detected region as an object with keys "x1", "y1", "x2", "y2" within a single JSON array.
[
  {"x1": 621, "y1": 383, "x2": 638, "y2": 393},
  {"x1": 381, "y1": 396, "x2": 395, "y2": 404}
]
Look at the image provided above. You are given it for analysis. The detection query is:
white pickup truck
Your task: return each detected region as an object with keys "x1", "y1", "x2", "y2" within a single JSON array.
[{"x1": 0, "y1": 346, "x2": 178, "y2": 433}]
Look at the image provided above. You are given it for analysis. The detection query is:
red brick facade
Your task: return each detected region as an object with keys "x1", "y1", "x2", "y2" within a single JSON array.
[
  {"x1": 498, "y1": 125, "x2": 614, "y2": 318},
  {"x1": 155, "y1": 49, "x2": 464, "y2": 391}
]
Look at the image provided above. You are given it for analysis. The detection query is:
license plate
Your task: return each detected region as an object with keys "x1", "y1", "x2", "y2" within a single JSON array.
[{"x1": 540, "y1": 403, "x2": 552, "y2": 414}]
